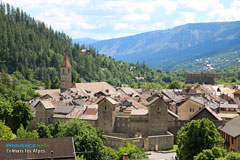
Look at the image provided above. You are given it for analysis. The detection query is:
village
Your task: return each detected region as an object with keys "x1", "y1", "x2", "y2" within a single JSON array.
[{"x1": 29, "y1": 55, "x2": 240, "y2": 153}]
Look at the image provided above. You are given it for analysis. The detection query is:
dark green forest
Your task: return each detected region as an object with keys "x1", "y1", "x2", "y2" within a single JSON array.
[{"x1": 0, "y1": 2, "x2": 187, "y2": 89}]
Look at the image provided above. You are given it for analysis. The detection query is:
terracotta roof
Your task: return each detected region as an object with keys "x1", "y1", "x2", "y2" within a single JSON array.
[
  {"x1": 161, "y1": 89, "x2": 184, "y2": 103},
  {"x1": 72, "y1": 82, "x2": 116, "y2": 96},
  {"x1": 106, "y1": 97, "x2": 118, "y2": 104},
  {"x1": 120, "y1": 87, "x2": 139, "y2": 97},
  {"x1": 36, "y1": 89, "x2": 60, "y2": 98},
  {"x1": 123, "y1": 98, "x2": 147, "y2": 110},
  {"x1": 233, "y1": 90, "x2": 240, "y2": 95},
  {"x1": 61, "y1": 55, "x2": 72, "y2": 68},
  {"x1": 66, "y1": 106, "x2": 85, "y2": 118},
  {"x1": 94, "y1": 96, "x2": 105, "y2": 104},
  {"x1": 84, "y1": 108, "x2": 98, "y2": 115},
  {"x1": 37, "y1": 100, "x2": 55, "y2": 109}
]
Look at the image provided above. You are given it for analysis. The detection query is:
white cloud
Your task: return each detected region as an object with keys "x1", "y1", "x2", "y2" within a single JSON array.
[
  {"x1": 103, "y1": 1, "x2": 154, "y2": 14},
  {"x1": 176, "y1": 0, "x2": 224, "y2": 11},
  {"x1": 137, "y1": 22, "x2": 166, "y2": 32},
  {"x1": 208, "y1": 0, "x2": 240, "y2": 21},
  {"x1": 181, "y1": 12, "x2": 196, "y2": 23},
  {"x1": 154, "y1": 0, "x2": 178, "y2": 14},
  {"x1": 114, "y1": 23, "x2": 136, "y2": 30},
  {"x1": 35, "y1": 8, "x2": 103, "y2": 32},
  {"x1": 114, "y1": 21, "x2": 165, "y2": 33},
  {"x1": 171, "y1": 12, "x2": 196, "y2": 27},
  {"x1": 2, "y1": 0, "x2": 90, "y2": 8},
  {"x1": 122, "y1": 13, "x2": 150, "y2": 22}
]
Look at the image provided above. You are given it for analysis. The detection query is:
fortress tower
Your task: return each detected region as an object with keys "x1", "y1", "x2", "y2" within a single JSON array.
[{"x1": 60, "y1": 55, "x2": 72, "y2": 93}]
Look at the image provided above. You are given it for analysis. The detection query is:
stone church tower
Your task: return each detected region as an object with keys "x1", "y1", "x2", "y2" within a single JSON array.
[{"x1": 60, "y1": 55, "x2": 72, "y2": 93}]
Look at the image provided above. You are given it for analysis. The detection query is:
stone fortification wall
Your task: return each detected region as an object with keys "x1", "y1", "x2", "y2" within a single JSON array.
[
  {"x1": 104, "y1": 131, "x2": 174, "y2": 151},
  {"x1": 186, "y1": 72, "x2": 221, "y2": 84},
  {"x1": 114, "y1": 116, "x2": 131, "y2": 134},
  {"x1": 148, "y1": 131, "x2": 174, "y2": 150}
]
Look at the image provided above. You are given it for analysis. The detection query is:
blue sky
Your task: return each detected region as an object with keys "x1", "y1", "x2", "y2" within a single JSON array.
[{"x1": 2, "y1": 0, "x2": 240, "y2": 40}]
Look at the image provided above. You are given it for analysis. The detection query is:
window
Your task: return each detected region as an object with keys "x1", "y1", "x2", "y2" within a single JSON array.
[
  {"x1": 232, "y1": 137, "x2": 234, "y2": 144},
  {"x1": 68, "y1": 69, "x2": 70, "y2": 73},
  {"x1": 48, "y1": 118, "x2": 51, "y2": 124},
  {"x1": 62, "y1": 69, "x2": 64, "y2": 73},
  {"x1": 190, "y1": 108, "x2": 194, "y2": 112}
]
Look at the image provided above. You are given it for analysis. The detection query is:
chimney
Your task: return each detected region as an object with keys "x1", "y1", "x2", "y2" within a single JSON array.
[{"x1": 123, "y1": 153, "x2": 128, "y2": 160}]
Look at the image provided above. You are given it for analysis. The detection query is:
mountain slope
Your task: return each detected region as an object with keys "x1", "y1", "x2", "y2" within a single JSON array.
[
  {"x1": 0, "y1": 2, "x2": 187, "y2": 88},
  {"x1": 92, "y1": 21, "x2": 240, "y2": 70},
  {"x1": 72, "y1": 37, "x2": 98, "y2": 45}
]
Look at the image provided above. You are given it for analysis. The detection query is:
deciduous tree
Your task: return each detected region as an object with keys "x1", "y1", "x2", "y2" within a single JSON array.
[
  {"x1": 0, "y1": 122, "x2": 13, "y2": 140},
  {"x1": 177, "y1": 118, "x2": 223, "y2": 160}
]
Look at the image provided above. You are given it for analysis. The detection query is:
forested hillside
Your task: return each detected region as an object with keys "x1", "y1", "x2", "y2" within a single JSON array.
[{"x1": 0, "y1": 3, "x2": 186, "y2": 88}]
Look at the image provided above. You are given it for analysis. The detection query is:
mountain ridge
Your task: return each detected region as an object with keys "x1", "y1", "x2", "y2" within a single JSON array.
[
  {"x1": 90, "y1": 21, "x2": 240, "y2": 70},
  {"x1": 72, "y1": 37, "x2": 98, "y2": 45}
]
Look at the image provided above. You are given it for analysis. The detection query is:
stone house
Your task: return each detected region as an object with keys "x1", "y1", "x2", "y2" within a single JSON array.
[
  {"x1": 34, "y1": 100, "x2": 55, "y2": 125},
  {"x1": 189, "y1": 106, "x2": 222, "y2": 121},
  {"x1": 233, "y1": 90, "x2": 240, "y2": 107},
  {"x1": 97, "y1": 96, "x2": 174, "y2": 150},
  {"x1": 30, "y1": 55, "x2": 174, "y2": 151},
  {"x1": 218, "y1": 116, "x2": 240, "y2": 152},
  {"x1": 178, "y1": 97, "x2": 205, "y2": 120}
]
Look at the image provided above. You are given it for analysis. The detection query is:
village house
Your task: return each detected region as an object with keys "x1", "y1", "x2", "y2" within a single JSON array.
[
  {"x1": 218, "y1": 116, "x2": 240, "y2": 152},
  {"x1": 29, "y1": 55, "x2": 175, "y2": 151},
  {"x1": 178, "y1": 96, "x2": 218, "y2": 120},
  {"x1": 30, "y1": 55, "x2": 240, "y2": 151}
]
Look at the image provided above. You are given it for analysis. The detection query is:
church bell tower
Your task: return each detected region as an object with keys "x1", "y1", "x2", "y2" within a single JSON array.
[{"x1": 60, "y1": 55, "x2": 72, "y2": 93}]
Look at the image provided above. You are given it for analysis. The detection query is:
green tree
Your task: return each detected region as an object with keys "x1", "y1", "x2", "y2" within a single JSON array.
[
  {"x1": 16, "y1": 124, "x2": 39, "y2": 139},
  {"x1": 11, "y1": 100, "x2": 33, "y2": 132},
  {"x1": 118, "y1": 141, "x2": 148, "y2": 160},
  {"x1": 0, "y1": 100, "x2": 12, "y2": 125},
  {"x1": 104, "y1": 146, "x2": 119, "y2": 160},
  {"x1": 35, "y1": 122, "x2": 52, "y2": 138},
  {"x1": 177, "y1": 118, "x2": 223, "y2": 160},
  {"x1": 50, "y1": 121, "x2": 61, "y2": 137},
  {"x1": 194, "y1": 147, "x2": 227, "y2": 160},
  {"x1": 168, "y1": 80, "x2": 182, "y2": 89},
  {"x1": 0, "y1": 122, "x2": 13, "y2": 140},
  {"x1": 225, "y1": 152, "x2": 240, "y2": 160},
  {"x1": 56, "y1": 119, "x2": 108, "y2": 160}
]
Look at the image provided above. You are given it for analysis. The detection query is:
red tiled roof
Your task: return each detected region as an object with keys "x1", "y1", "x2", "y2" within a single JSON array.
[
  {"x1": 84, "y1": 108, "x2": 98, "y2": 115},
  {"x1": 233, "y1": 90, "x2": 240, "y2": 95},
  {"x1": 61, "y1": 55, "x2": 72, "y2": 68},
  {"x1": 66, "y1": 107, "x2": 85, "y2": 118},
  {"x1": 72, "y1": 82, "x2": 116, "y2": 95}
]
